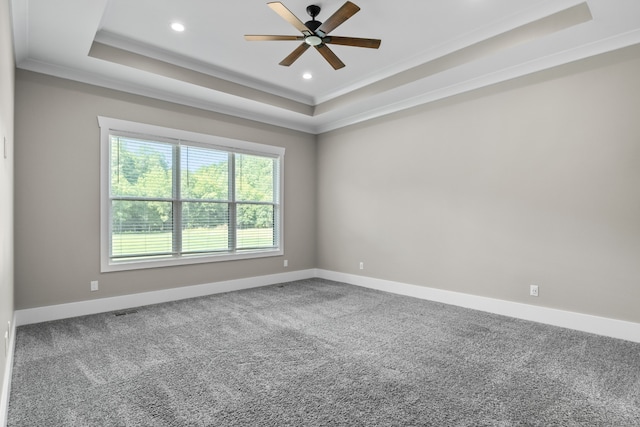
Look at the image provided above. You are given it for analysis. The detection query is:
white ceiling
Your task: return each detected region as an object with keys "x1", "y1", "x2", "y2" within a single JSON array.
[{"x1": 10, "y1": 0, "x2": 640, "y2": 133}]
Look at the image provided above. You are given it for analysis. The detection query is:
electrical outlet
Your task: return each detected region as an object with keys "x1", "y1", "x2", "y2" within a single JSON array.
[
  {"x1": 283, "y1": 259, "x2": 288, "y2": 267},
  {"x1": 359, "y1": 262, "x2": 364, "y2": 270},
  {"x1": 530, "y1": 285, "x2": 539, "y2": 297},
  {"x1": 90, "y1": 280, "x2": 99, "y2": 292}
]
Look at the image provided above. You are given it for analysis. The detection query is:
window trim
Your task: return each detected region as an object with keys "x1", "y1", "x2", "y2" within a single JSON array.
[{"x1": 98, "y1": 116, "x2": 285, "y2": 272}]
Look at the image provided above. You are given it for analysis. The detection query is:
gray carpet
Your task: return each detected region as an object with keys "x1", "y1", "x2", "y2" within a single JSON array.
[{"x1": 7, "y1": 279, "x2": 640, "y2": 426}]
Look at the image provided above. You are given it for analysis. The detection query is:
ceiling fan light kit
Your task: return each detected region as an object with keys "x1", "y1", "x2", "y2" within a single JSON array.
[
  {"x1": 244, "y1": 1, "x2": 381, "y2": 70},
  {"x1": 305, "y1": 35, "x2": 323, "y2": 46}
]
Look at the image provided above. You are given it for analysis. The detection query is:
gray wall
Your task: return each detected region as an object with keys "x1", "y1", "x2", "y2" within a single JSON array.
[
  {"x1": 14, "y1": 71, "x2": 317, "y2": 309},
  {"x1": 0, "y1": 0, "x2": 15, "y2": 402},
  {"x1": 12, "y1": 43, "x2": 640, "y2": 326},
  {"x1": 317, "y1": 45, "x2": 640, "y2": 324}
]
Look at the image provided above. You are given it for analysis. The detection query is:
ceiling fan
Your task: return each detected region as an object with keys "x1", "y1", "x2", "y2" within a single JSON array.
[{"x1": 244, "y1": 1, "x2": 381, "y2": 70}]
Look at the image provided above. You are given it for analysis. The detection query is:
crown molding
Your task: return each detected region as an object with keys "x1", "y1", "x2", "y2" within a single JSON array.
[
  {"x1": 16, "y1": 59, "x2": 318, "y2": 134},
  {"x1": 94, "y1": 30, "x2": 315, "y2": 106}
]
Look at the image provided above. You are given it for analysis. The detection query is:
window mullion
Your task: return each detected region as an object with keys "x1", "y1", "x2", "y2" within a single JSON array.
[
  {"x1": 228, "y1": 152, "x2": 236, "y2": 252},
  {"x1": 173, "y1": 144, "x2": 182, "y2": 256},
  {"x1": 107, "y1": 137, "x2": 117, "y2": 260},
  {"x1": 273, "y1": 159, "x2": 279, "y2": 247}
]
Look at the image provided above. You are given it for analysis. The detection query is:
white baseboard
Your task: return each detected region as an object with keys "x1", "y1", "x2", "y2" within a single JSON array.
[
  {"x1": 12, "y1": 267, "x2": 640, "y2": 345},
  {"x1": 0, "y1": 313, "x2": 16, "y2": 427},
  {"x1": 15, "y1": 269, "x2": 316, "y2": 326},
  {"x1": 316, "y1": 269, "x2": 640, "y2": 344}
]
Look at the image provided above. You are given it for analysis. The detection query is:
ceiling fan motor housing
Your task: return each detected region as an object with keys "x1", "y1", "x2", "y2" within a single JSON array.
[
  {"x1": 305, "y1": 5, "x2": 322, "y2": 32},
  {"x1": 305, "y1": 20, "x2": 322, "y2": 32}
]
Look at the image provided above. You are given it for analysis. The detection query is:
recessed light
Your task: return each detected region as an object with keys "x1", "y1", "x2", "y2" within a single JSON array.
[
  {"x1": 302, "y1": 72, "x2": 313, "y2": 80},
  {"x1": 171, "y1": 22, "x2": 185, "y2": 32}
]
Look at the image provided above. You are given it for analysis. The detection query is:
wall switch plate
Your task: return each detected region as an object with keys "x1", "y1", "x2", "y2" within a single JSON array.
[
  {"x1": 284, "y1": 259, "x2": 288, "y2": 267},
  {"x1": 90, "y1": 281, "x2": 99, "y2": 292},
  {"x1": 530, "y1": 285, "x2": 539, "y2": 297},
  {"x1": 359, "y1": 262, "x2": 364, "y2": 270}
]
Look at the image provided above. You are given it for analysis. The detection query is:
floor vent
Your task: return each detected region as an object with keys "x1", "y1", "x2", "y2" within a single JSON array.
[{"x1": 114, "y1": 309, "x2": 139, "y2": 317}]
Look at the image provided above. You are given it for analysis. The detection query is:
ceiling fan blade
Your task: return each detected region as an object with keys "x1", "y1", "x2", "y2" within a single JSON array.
[
  {"x1": 279, "y1": 43, "x2": 311, "y2": 66},
  {"x1": 316, "y1": 1, "x2": 360, "y2": 36},
  {"x1": 325, "y1": 36, "x2": 381, "y2": 49},
  {"x1": 268, "y1": 2, "x2": 312, "y2": 35},
  {"x1": 244, "y1": 35, "x2": 304, "y2": 41},
  {"x1": 315, "y1": 44, "x2": 345, "y2": 70}
]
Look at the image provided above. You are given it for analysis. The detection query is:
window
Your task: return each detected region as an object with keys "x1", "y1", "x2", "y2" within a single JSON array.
[{"x1": 98, "y1": 117, "x2": 284, "y2": 272}]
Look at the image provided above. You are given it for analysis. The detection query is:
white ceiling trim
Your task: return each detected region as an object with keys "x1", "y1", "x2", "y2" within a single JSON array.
[
  {"x1": 16, "y1": 58, "x2": 318, "y2": 133},
  {"x1": 315, "y1": 28, "x2": 640, "y2": 134},
  {"x1": 314, "y1": 0, "x2": 590, "y2": 105},
  {"x1": 10, "y1": 0, "x2": 640, "y2": 134},
  {"x1": 93, "y1": 30, "x2": 315, "y2": 106},
  {"x1": 8, "y1": 0, "x2": 29, "y2": 64}
]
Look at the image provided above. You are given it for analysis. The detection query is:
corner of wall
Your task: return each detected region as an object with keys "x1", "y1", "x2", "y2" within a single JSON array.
[
  {"x1": 1, "y1": 0, "x2": 17, "y2": 424},
  {"x1": 0, "y1": 315, "x2": 16, "y2": 427}
]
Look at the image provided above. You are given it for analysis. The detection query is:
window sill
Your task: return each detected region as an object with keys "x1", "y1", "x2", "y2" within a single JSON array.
[{"x1": 101, "y1": 248, "x2": 284, "y2": 272}]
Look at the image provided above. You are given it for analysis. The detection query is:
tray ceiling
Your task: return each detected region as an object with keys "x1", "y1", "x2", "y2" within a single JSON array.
[{"x1": 10, "y1": 0, "x2": 640, "y2": 133}]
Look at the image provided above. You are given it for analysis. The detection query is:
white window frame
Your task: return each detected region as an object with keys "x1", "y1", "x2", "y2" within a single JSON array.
[{"x1": 98, "y1": 116, "x2": 285, "y2": 272}]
